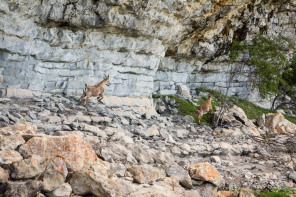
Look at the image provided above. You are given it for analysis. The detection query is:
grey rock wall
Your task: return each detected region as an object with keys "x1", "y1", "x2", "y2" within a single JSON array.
[{"x1": 0, "y1": 0, "x2": 296, "y2": 107}]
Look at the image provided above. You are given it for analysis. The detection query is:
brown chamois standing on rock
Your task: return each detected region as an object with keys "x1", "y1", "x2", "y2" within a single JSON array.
[
  {"x1": 196, "y1": 94, "x2": 213, "y2": 124},
  {"x1": 80, "y1": 74, "x2": 110, "y2": 106}
]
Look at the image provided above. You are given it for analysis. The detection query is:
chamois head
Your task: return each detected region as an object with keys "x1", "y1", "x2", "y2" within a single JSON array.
[
  {"x1": 208, "y1": 94, "x2": 212, "y2": 100},
  {"x1": 104, "y1": 74, "x2": 110, "y2": 86}
]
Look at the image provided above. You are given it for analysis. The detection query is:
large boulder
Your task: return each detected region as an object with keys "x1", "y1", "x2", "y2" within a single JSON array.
[
  {"x1": 188, "y1": 162, "x2": 222, "y2": 187},
  {"x1": 214, "y1": 105, "x2": 254, "y2": 127},
  {"x1": 265, "y1": 112, "x2": 296, "y2": 133},
  {"x1": 0, "y1": 123, "x2": 37, "y2": 150},
  {"x1": 19, "y1": 135, "x2": 99, "y2": 172},
  {"x1": 126, "y1": 164, "x2": 166, "y2": 184}
]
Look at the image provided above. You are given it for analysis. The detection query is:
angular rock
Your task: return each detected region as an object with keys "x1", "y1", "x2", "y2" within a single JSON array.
[
  {"x1": 241, "y1": 126, "x2": 261, "y2": 136},
  {"x1": 214, "y1": 105, "x2": 254, "y2": 127},
  {"x1": 130, "y1": 145, "x2": 154, "y2": 164},
  {"x1": 177, "y1": 85, "x2": 192, "y2": 100},
  {"x1": 0, "y1": 115, "x2": 10, "y2": 123},
  {"x1": 0, "y1": 149, "x2": 23, "y2": 165},
  {"x1": 265, "y1": 112, "x2": 296, "y2": 133},
  {"x1": 42, "y1": 157, "x2": 68, "y2": 192},
  {"x1": 146, "y1": 124, "x2": 160, "y2": 137},
  {"x1": 166, "y1": 166, "x2": 193, "y2": 189},
  {"x1": 98, "y1": 143, "x2": 137, "y2": 164},
  {"x1": 129, "y1": 184, "x2": 200, "y2": 197},
  {"x1": 76, "y1": 115, "x2": 92, "y2": 124},
  {"x1": 210, "y1": 156, "x2": 222, "y2": 165},
  {"x1": 196, "y1": 182, "x2": 218, "y2": 197},
  {"x1": 11, "y1": 155, "x2": 46, "y2": 179},
  {"x1": 0, "y1": 123, "x2": 37, "y2": 135},
  {"x1": 217, "y1": 190, "x2": 236, "y2": 197},
  {"x1": 0, "y1": 167, "x2": 9, "y2": 183},
  {"x1": 128, "y1": 185, "x2": 178, "y2": 197},
  {"x1": 289, "y1": 171, "x2": 296, "y2": 183},
  {"x1": 53, "y1": 130, "x2": 84, "y2": 138},
  {"x1": 188, "y1": 162, "x2": 222, "y2": 187},
  {"x1": 257, "y1": 113, "x2": 265, "y2": 127},
  {"x1": 19, "y1": 135, "x2": 99, "y2": 172},
  {"x1": 157, "y1": 176, "x2": 183, "y2": 192},
  {"x1": 6, "y1": 112, "x2": 19, "y2": 123},
  {"x1": 159, "y1": 129, "x2": 175, "y2": 143},
  {"x1": 46, "y1": 183, "x2": 72, "y2": 197},
  {"x1": 153, "y1": 151, "x2": 176, "y2": 166},
  {"x1": 183, "y1": 115, "x2": 195, "y2": 123},
  {"x1": 91, "y1": 116, "x2": 112, "y2": 125},
  {"x1": 110, "y1": 131, "x2": 134, "y2": 144},
  {"x1": 83, "y1": 124, "x2": 107, "y2": 138},
  {"x1": 70, "y1": 169, "x2": 121, "y2": 197},
  {"x1": 109, "y1": 163, "x2": 127, "y2": 177},
  {"x1": 5, "y1": 180, "x2": 43, "y2": 197},
  {"x1": 239, "y1": 188, "x2": 255, "y2": 197},
  {"x1": 127, "y1": 164, "x2": 166, "y2": 184},
  {"x1": 0, "y1": 134, "x2": 25, "y2": 150}
]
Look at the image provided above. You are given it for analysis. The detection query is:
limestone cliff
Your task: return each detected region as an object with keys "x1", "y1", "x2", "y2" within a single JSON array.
[{"x1": 0, "y1": 0, "x2": 295, "y2": 107}]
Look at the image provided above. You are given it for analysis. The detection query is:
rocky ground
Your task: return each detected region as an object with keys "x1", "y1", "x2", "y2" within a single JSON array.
[{"x1": 0, "y1": 91, "x2": 296, "y2": 197}]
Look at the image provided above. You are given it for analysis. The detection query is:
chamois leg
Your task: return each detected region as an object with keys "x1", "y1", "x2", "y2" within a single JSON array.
[
  {"x1": 98, "y1": 94, "x2": 104, "y2": 103},
  {"x1": 198, "y1": 111, "x2": 203, "y2": 125},
  {"x1": 84, "y1": 96, "x2": 90, "y2": 107},
  {"x1": 80, "y1": 95, "x2": 85, "y2": 102}
]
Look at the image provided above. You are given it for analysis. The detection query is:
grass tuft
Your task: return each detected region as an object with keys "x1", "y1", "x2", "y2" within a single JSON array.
[{"x1": 258, "y1": 191, "x2": 291, "y2": 197}]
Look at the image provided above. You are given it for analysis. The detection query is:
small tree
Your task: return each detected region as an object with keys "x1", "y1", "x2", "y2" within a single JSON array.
[
  {"x1": 229, "y1": 33, "x2": 295, "y2": 108},
  {"x1": 215, "y1": 33, "x2": 295, "y2": 127}
]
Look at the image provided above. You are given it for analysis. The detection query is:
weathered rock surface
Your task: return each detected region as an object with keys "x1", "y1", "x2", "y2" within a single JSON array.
[
  {"x1": 265, "y1": 112, "x2": 296, "y2": 133},
  {"x1": 42, "y1": 157, "x2": 68, "y2": 192},
  {"x1": 189, "y1": 162, "x2": 222, "y2": 187},
  {"x1": 127, "y1": 164, "x2": 166, "y2": 184},
  {"x1": 10, "y1": 155, "x2": 46, "y2": 179},
  {"x1": 19, "y1": 135, "x2": 98, "y2": 172}
]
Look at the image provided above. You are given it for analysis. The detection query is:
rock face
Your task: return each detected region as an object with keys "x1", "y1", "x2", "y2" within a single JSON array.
[{"x1": 1, "y1": 0, "x2": 296, "y2": 107}]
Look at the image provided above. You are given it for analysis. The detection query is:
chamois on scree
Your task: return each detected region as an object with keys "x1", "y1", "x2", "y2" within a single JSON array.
[
  {"x1": 80, "y1": 74, "x2": 110, "y2": 106},
  {"x1": 196, "y1": 94, "x2": 213, "y2": 124}
]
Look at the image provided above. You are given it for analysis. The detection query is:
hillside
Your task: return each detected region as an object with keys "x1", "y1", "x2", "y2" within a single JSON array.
[{"x1": 0, "y1": 90, "x2": 296, "y2": 196}]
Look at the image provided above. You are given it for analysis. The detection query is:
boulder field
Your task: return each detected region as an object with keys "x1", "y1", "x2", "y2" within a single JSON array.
[{"x1": 0, "y1": 91, "x2": 296, "y2": 196}]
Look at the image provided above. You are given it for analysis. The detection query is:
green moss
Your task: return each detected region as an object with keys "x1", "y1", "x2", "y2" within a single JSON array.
[{"x1": 261, "y1": 135, "x2": 269, "y2": 140}]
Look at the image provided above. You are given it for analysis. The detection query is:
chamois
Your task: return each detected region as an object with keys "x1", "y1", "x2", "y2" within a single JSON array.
[
  {"x1": 80, "y1": 74, "x2": 110, "y2": 106},
  {"x1": 196, "y1": 94, "x2": 213, "y2": 124}
]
